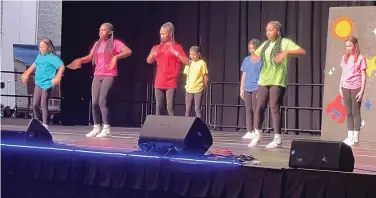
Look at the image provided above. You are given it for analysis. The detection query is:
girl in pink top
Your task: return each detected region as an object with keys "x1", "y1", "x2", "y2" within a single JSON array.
[
  {"x1": 67, "y1": 22, "x2": 132, "y2": 138},
  {"x1": 339, "y1": 36, "x2": 367, "y2": 146}
]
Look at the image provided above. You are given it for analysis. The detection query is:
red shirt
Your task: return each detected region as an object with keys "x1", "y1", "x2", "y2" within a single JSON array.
[{"x1": 153, "y1": 42, "x2": 187, "y2": 89}]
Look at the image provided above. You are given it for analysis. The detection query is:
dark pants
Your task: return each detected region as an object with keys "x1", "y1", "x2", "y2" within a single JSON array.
[
  {"x1": 342, "y1": 87, "x2": 362, "y2": 131},
  {"x1": 32, "y1": 85, "x2": 52, "y2": 125},
  {"x1": 244, "y1": 91, "x2": 257, "y2": 132},
  {"x1": 254, "y1": 85, "x2": 285, "y2": 134},
  {"x1": 185, "y1": 90, "x2": 204, "y2": 119},
  {"x1": 91, "y1": 76, "x2": 114, "y2": 125},
  {"x1": 155, "y1": 88, "x2": 175, "y2": 116}
]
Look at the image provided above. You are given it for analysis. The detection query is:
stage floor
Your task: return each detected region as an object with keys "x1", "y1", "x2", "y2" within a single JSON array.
[{"x1": 2, "y1": 119, "x2": 376, "y2": 175}]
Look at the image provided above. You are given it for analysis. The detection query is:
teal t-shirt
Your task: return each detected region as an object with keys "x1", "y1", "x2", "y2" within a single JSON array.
[
  {"x1": 255, "y1": 38, "x2": 301, "y2": 87},
  {"x1": 33, "y1": 53, "x2": 64, "y2": 90}
]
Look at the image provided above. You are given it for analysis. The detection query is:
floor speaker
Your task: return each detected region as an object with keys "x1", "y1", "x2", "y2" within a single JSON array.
[
  {"x1": 138, "y1": 115, "x2": 213, "y2": 155},
  {"x1": 289, "y1": 139, "x2": 355, "y2": 172}
]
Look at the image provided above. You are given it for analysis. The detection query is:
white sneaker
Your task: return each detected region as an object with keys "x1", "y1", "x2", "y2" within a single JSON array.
[
  {"x1": 265, "y1": 139, "x2": 283, "y2": 149},
  {"x1": 96, "y1": 126, "x2": 112, "y2": 138},
  {"x1": 248, "y1": 130, "x2": 261, "y2": 147},
  {"x1": 242, "y1": 131, "x2": 256, "y2": 139},
  {"x1": 343, "y1": 137, "x2": 354, "y2": 146},
  {"x1": 86, "y1": 125, "x2": 101, "y2": 137},
  {"x1": 42, "y1": 124, "x2": 49, "y2": 130}
]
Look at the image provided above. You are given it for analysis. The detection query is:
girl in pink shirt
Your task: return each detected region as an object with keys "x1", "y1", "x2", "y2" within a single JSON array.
[
  {"x1": 67, "y1": 22, "x2": 132, "y2": 138},
  {"x1": 339, "y1": 36, "x2": 367, "y2": 146}
]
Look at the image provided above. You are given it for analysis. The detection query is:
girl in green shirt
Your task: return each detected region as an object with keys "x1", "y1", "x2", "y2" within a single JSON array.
[{"x1": 247, "y1": 21, "x2": 306, "y2": 149}]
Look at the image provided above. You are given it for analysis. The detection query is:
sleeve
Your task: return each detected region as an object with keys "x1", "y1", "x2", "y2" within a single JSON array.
[
  {"x1": 113, "y1": 39, "x2": 126, "y2": 54},
  {"x1": 33, "y1": 55, "x2": 41, "y2": 67},
  {"x1": 284, "y1": 38, "x2": 301, "y2": 51},
  {"x1": 240, "y1": 58, "x2": 247, "y2": 72},
  {"x1": 359, "y1": 56, "x2": 367, "y2": 70},
  {"x1": 176, "y1": 44, "x2": 188, "y2": 61},
  {"x1": 53, "y1": 56, "x2": 64, "y2": 69},
  {"x1": 183, "y1": 65, "x2": 189, "y2": 75},
  {"x1": 90, "y1": 41, "x2": 99, "y2": 54},
  {"x1": 255, "y1": 41, "x2": 267, "y2": 57},
  {"x1": 201, "y1": 61, "x2": 208, "y2": 75}
]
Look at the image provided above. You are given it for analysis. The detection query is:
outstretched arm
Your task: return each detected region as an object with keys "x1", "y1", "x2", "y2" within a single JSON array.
[{"x1": 286, "y1": 47, "x2": 306, "y2": 56}]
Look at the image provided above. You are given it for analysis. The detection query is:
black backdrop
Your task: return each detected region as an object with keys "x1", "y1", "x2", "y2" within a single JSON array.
[{"x1": 60, "y1": 1, "x2": 375, "y2": 131}]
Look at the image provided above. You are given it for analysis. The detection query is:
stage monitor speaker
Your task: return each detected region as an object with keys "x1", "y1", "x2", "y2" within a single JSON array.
[
  {"x1": 1, "y1": 119, "x2": 53, "y2": 145},
  {"x1": 289, "y1": 139, "x2": 354, "y2": 172},
  {"x1": 138, "y1": 115, "x2": 213, "y2": 155}
]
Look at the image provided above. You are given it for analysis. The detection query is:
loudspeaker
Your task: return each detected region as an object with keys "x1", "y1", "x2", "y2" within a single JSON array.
[
  {"x1": 138, "y1": 115, "x2": 213, "y2": 155},
  {"x1": 1, "y1": 119, "x2": 53, "y2": 145},
  {"x1": 289, "y1": 139, "x2": 355, "y2": 172}
]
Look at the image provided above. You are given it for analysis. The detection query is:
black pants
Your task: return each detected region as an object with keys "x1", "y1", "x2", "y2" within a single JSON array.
[
  {"x1": 32, "y1": 85, "x2": 52, "y2": 125},
  {"x1": 155, "y1": 88, "x2": 175, "y2": 116},
  {"x1": 91, "y1": 76, "x2": 114, "y2": 125},
  {"x1": 342, "y1": 87, "x2": 362, "y2": 131},
  {"x1": 185, "y1": 90, "x2": 204, "y2": 119},
  {"x1": 254, "y1": 85, "x2": 285, "y2": 134},
  {"x1": 244, "y1": 91, "x2": 257, "y2": 132}
]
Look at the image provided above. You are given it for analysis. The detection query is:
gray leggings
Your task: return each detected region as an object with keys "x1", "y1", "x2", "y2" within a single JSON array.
[
  {"x1": 32, "y1": 85, "x2": 52, "y2": 125},
  {"x1": 92, "y1": 76, "x2": 114, "y2": 125},
  {"x1": 155, "y1": 88, "x2": 175, "y2": 116},
  {"x1": 185, "y1": 90, "x2": 204, "y2": 119},
  {"x1": 244, "y1": 91, "x2": 257, "y2": 132},
  {"x1": 342, "y1": 87, "x2": 362, "y2": 131}
]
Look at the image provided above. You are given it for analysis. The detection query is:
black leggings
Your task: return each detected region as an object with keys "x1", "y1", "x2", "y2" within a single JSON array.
[
  {"x1": 185, "y1": 90, "x2": 204, "y2": 119},
  {"x1": 342, "y1": 87, "x2": 362, "y2": 131},
  {"x1": 155, "y1": 88, "x2": 176, "y2": 116},
  {"x1": 32, "y1": 85, "x2": 52, "y2": 125},
  {"x1": 244, "y1": 91, "x2": 257, "y2": 132},
  {"x1": 91, "y1": 76, "x2": 114, "y2": 125},
  {"x1": 254, "y1": 85, "x2": 285, "y2": 134}
]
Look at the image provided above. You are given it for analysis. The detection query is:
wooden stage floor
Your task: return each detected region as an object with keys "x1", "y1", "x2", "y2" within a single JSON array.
[{"x1": 2, "y1": 120, "x2": 376, "y2": 175}]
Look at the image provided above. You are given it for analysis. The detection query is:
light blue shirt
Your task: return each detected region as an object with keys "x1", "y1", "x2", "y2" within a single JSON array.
[
  {"x1": 33, "y1": 53, "x2": 64, "y2": 90},
  {"x1": 240, "y1": 56, "x2": 262, "y2": 92}
]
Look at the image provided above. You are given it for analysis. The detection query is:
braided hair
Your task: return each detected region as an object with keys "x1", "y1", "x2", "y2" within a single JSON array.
[
  {"x1": 260, "y1": 21, "x2": 283, "y2": 65},
  {"x1": 92, "y1": 23, "x2": 114, "y2": 66},
  {"x1": 160, "y1": 22, "x2": 175, "y2": 44}
]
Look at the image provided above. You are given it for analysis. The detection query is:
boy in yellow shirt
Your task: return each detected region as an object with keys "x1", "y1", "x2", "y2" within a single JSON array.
[{"x1": 184, "y1": 46, "x2": 208, "y2": 119}]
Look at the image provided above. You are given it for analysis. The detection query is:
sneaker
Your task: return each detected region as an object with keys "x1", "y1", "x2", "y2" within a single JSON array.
[
  {"x1": 248, "y1": 132, "x2": 261, "y2": 147},
  {"x1": 96, "y1": 126, "x2": 112, "y2": 138},
  {"x1": 265, "y1": 139, "x2": 283, "y2": 149},
  {"x1": 242, "y1": 131, "x2": 256, "y2": 139},
  {"x1": 86, "y1": 125, "x2": 101, "y2": 137},
  {"x1": 42, "y1": 124, "x2": 49, "y2": 130},
  {"x1": 343, "y1": 137, "x2": 354, "y2": 146}
]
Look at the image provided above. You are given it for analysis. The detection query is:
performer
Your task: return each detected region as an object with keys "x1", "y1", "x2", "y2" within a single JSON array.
[
  {"x1": 184, "y1": 46, "x2": 208, "y2": 119},
  {"x1": 339, "y1": 36, "x2": 367, "y2": 146},
  {"x1": 240, "y1": 39, "x2": 262, "y2": 139},
  {"x1": 146, "y1": 22, "x2": 189, "y2": 116},
  {"x1": 21, "y1": 39, "x2": 65, "y2": 129},
  {"x1": 67, "y1": 22, "x2": 132, "y2": 138},
  {"x1": 248, "y1": 21, "x2": 306, "y2": 149}
]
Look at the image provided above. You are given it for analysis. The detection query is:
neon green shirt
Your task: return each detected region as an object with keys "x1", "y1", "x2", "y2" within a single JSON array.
[{"x1": 255, "y1": 38, "x2": 301, "y2": 87}]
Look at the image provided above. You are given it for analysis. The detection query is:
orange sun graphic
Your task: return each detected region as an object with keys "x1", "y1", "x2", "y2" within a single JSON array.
[{"x1": 332, "y1": 17, "x2": 354, "y2": 40}]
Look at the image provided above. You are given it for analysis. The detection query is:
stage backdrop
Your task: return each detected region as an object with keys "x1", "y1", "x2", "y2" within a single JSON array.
[{"x1": 321, "y1": 6, "x2": 376, "y2": 143}]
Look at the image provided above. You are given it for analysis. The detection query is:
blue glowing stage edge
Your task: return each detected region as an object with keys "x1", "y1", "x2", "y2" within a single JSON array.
[{"x1": 1, "y1": 143, "x2": 242, "y2": 165}]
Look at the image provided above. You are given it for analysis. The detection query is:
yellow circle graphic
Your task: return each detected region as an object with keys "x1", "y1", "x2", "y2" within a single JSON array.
[{"x1": 332, "y1": 17, "x2": 354, "y2": 40}]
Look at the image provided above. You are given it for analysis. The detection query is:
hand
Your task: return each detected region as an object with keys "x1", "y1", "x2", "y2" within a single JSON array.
[
  {"x1": 51, "y1": 77, "x2": 61, "y2": 86},
  {"x1": 274, "y1": 51, "x2": 289, "y2": 64},
  {"x1": 151, "y1": 46, "x2": 159, "y2": 57},
  {"x1": 339, "y1": 88, "x2": 343, "y2": 98},
  {"x1": 21, "y1": 73, "x2": 29, "y2": 84},
  {"x1": 355, "y1": 90, "x2": 364, "y2": 102},
  {"x1": 110, "y1": 56, "x2": 118, "y2": 70},
  {"x1": 67, "y1": 59, "x2": 82, "y2": 70},
  {"x1": 240, "y1": 90, "x2": 244, "y2": 100},
  {"x1": 170, "y1": 45, "x2": 179, "y2": 57}
]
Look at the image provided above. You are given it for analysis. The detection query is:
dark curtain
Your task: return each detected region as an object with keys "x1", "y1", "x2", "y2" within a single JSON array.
[{"x1": 60, "y1": 1, "x2": 375, "y2": 132}]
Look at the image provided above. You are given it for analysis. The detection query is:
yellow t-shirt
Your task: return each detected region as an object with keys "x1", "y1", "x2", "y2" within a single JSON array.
[{"x1": 183, "y1": 59, "x2": 208, "y2": 93}]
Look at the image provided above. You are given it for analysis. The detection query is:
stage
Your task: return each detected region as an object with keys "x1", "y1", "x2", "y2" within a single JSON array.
[{"x1": 2, "y1": 119, "x2": 376, "y2": 198}]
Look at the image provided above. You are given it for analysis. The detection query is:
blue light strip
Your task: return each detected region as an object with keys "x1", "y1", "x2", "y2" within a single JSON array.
[{"x1": 1, "y1": 143, "x2": 241, "y2": 165}]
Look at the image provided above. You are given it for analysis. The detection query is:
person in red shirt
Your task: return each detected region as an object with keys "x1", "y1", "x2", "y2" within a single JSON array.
[
  {"x1": 146, "y1": 22, "x2": 189, "y2": 116},
  {"x1": 67, "y1": 22, "x2": 132, "y2": 138},
  {"x1": 339, "y1": 36, "x2": 367, "y2": 147}
]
